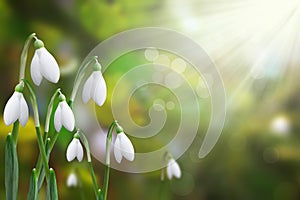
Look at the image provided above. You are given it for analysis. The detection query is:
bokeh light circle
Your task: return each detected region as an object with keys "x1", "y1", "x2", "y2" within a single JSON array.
[{"x1": 74, "y1": 27, "x2": 226, "y2": 173}]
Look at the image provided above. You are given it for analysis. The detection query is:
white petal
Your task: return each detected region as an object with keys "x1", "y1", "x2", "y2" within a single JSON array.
[
  {"x1": 3, "y1": 92, "x2": 21, "y2": 126},
  {"x1": 66, "y1": 138, "x2": 77, "y2": 162},
  {"x1": 54, "y1": 103, "x2": 62, "y2": 132},
  {"x1": 67, "y1": 173, "x2": 77, "y2": 187},
  {"x1": 92, "y1": 72, "x2": 107, "y2": 106},
  {"x1": 30, "y1": 51, "x2": 43, "y2": 86},
  {"x1": 76, "y1": 140, "x2": 84, "y2": 162},
  {"x1": 166, "y1": 160, "x2": 174, "y2": 180},
  {"x1": 167, "y1": 159, "x2": 181, "y2": 180},
  {"x1": 61, "y1": 101, "x2": 75, "y2": 131},
  {"x1": 114, "y1": 136, "x2": 123, "y2": 163},
  {"x1": 119, "y1": 133, "x2": 135, "y2": 162},
  {"x1": 82, "y1": 72, "x2": 94, "y2": 104},
  {"x1": 171, "y1": 160, "x2": 181, "y2": 178},
  {"x1": 18, "y1": 94, "x2": 29, "y2": 126},
  {"x1": 38, "y1": 47, "x2": 60, "y2": 83}
]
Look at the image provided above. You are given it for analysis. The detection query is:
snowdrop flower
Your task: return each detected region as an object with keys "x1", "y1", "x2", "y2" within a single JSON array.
[
  {"x1": 30, "y1": 39, "x2": 60, "y2": 86},
  {"x1": 82, "y1": 61, "x2": 107, "y2": 106},
  {"x1": 66, "y1": 172, "x2": 78, "y2": 187},
  {"x1": 114, "y1": 125, "x2": 135, "y2": 163},
  {"x1": 166, "y1": 158, "x2": 181, "y2": 180},
  {"x1": 66, "y1": 133, "x2": 84, "y2": 162},
  {"x1": 54, "y1": 93, "x2": 75, "y2": 132},
  {"x1": 3, "y1": 83, "x2": 29, "y2": 126}
]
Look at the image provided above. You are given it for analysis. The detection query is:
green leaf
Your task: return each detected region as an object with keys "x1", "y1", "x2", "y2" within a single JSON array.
[
  {"x1": 5, "y1": 134, "x2": 19, "y2": 200},
  {"x1": 97, "y1": 189, "x2": 104, "y2": 200},
  {"x1": 46, "y1": 168, "x2": 58, "y2": 200},
  {"x1": 27, "y1": 168, "x2": 38, "y2": 200}
]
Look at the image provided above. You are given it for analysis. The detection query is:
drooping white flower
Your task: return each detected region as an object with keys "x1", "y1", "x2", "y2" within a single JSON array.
[
  {"x1": 166, "y1": 158, "x2": 181, "y2": 180},
  {"x1": 114, "y1": 130, "x2": 135, "y2": 163},
  {"x1": 66, "y1": 134, "x2": 84, "y2": 162},
  {"x1": 66, "y1": 173, "x2": 78, "y2": 187},
  {"x1": 30, "y1": 39, "x2": 60, "y2": 86},
  {"x1": 54, "y1": 94, "x2": 75, "y2": 132},
  {"x1": 82, "y1": 62, "x2": 107, "y2": 106},
  {"x1": 3, "y1": 84, "x2": 29, "y2": 127}
]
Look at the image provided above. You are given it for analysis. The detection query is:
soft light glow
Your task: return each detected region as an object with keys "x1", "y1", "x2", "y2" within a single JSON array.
[
  {"x1": 168, "y1": 0, "x2": 300, "y2": 109},
  {"x1": 270, "y1": 115, "x2": 291, "y2": 135}
]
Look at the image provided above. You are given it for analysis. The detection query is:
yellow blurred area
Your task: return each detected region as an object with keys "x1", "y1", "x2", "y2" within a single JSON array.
[{"x1": 0, "y1": 117, "x2": 36, "y2": 142}]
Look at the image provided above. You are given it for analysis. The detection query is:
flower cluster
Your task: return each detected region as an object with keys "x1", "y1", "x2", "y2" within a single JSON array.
[{"x1": 2, "y1": 33, "x2": 144, "y2": 200}]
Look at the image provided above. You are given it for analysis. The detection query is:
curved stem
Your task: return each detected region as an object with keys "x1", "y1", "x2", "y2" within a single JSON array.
[
  {"x1": 44, "y1": 88, "x2": 61, "y2": 134},
  {"x1": 103, "y1": 120, "x2": 118, "y2": 200},
  {"x1": 79, "y1": 130, "x2": 99, "y2": 197},
  {"x1": 22, "y1": 79, "x2": 40, "y2": 127},
  {"x1": 34, "y1": 88, "x2": 61, "y2": 180},
  {"x1": 70, "y1": 56, "x2": 98, "y2": 102},
  {"x1": 19, "y1": 33, "x2": 36, "y2": 82},
  {"x1": 23, "y1": 79, "x2": 50, "y2": 179}
]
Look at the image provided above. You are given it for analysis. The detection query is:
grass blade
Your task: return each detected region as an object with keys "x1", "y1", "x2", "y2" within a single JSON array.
[
  {"x1": 27, "y1": 168, "x2": 38, "y2": 200},
  {"x1": 5, "y1": 133, "x2": 19, "y2": 200},
  {"x1": 46, "y1": 168, "x2": 58, "y2": 200}
]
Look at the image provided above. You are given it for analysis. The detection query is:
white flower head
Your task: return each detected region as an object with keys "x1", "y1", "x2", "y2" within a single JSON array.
[
  {"x1": 166, "y1": 158, "x2": 181, "y2": 180},
  {"x1": 30, "y1": 39, "x2": 60, "y2": 86},
  {"x1": 54, "y1": 93, "x2": 75, "y2": 132},
  {"x1": 82, "y1": 61, "x2": 107, "y2": 106},
  {"x1": 114, "y1": 125, "x2": 135, "y2": 163},
  {"x1": 3, "y1": 83, "x2": 29, "y2": 127},
  {"x1": 66, "y1": 172, "x2": 78, "y2": 187},
  {"x1": 66, "y1": 133, "x2": 84, "y2": 162}
]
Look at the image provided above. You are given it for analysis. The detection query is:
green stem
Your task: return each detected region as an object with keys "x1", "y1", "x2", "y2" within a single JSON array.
[
  {"x1": 36, "y1": 135, "x2": 57, "y2": 190},
  {"x1": 44, "y1": 88, "x2": 61, "y2": 134},
  {"x1": 70, "y1": 56, "x2": 97, "y2": 102},
  {"x1": 80, "y1": 130, "x2": 99, "y2": 197},
  {"x1": 103, "y1": 121, "x2": 118, "y2": 200},
  {"x1": 35, "y1": 127, "x2": 50, "y2": 179},
  {"x1": 19, "y1": 33, "x2": 36, "y2": 82},
  {"x1": 22, "y1": 79, "x2": 40, "y2": 127},
  {"x1": 36, "y1": 131, "x2": 59, "y2": 185},
  {"x1": 89, "y1": 162, "x2": 99, "y2": 197},
  {"x1": 34, "y1": 88, "x2": 61, "y2": 177},
  {"x1": 11, "y1": 121, "x2": 19, "y2": 144},
  {"x1": 23, "y1": 79, "x2": 49, "y2": 179}
]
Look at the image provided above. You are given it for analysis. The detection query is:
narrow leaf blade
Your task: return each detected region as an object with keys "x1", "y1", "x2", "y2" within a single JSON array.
[
  {"x1": 46, "y1": 168, "x2": 58, "y2": 200},
  {"x1": 5, "y1": 134, "x2": 18, "y2": 200},
  {"x1": 27, "y1": 168, "x2": 38, "y2": 200}
]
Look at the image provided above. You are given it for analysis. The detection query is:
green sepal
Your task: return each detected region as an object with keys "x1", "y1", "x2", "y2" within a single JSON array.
[
  {"x1": 116, "y1": 125, "x2": 123, "y2": 134},
  {"x1": 27, "y1": 168, "x2": 38, "y2": 200},
  {"x1": 5, "y1": 133, "x2": 19, "y2": 200},
  {"x1": 93, "y1": 61, "x2": 102, "y2": 71},
  {"x1": 73, "y1": 132, "x2": 80, "y2": 139},
  {"x1": 15, "y1": 82, "x2": 24, "y2": 93},
  {"x1": 46, "y1": 168, "x2": 58, "y2": 200},
  {"x1": 58, "y1": 93, "x2": 66, "y2": 102},
  {"x1": 33, "y1": 39, "x2": 44, "y2": 49}
]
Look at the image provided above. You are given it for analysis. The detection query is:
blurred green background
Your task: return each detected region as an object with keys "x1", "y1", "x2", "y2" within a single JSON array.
[{"x1": 1, "y1": 0, "x2": 300, "y2": 199}]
